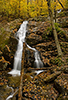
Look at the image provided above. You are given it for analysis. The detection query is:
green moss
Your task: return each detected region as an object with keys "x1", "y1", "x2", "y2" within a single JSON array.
[
  {"x1": 1, "y1": 27, "x2": 5, "y2": 33},
  {"x1": 50, "y1": 57, "x2": 64, "y2": 67},
  {"x1": 0, "y1": 30, "x2": 11, "y2": 49},
  {"x1": 42, "y1": 26, "x2": 52, "y2": 40},
  {"x1": 54, "y1": 23, "x2": 60, "y2": 33}
]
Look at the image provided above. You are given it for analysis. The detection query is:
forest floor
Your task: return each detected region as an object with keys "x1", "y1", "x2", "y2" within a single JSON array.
[{"x1": 0, "y1": 14, "x2": 68, "y2": 100}]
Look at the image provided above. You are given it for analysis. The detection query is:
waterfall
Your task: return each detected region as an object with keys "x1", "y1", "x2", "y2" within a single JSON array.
[
  {"x1": 26, "y1": 43, "x2": 43, "y2": 68},
  {"x1": 8, "y1": 21, "x2": 43, "y2": 76},
  {"x1": 8, "y1": 21, "x2": 28, "y2": 76}
]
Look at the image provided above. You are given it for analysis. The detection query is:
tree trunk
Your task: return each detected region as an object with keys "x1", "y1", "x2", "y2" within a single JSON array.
[
  {"x1": 18, "y1": 43, "x2": 26, "y2": 100},
  {"x1": 46, "y1": 0, "x2": 63, "y2": 56},
  {"x1": 54, "y1": 0, "x2": 56, "y2": 23},
  {"x1": 51, "y1": 20, "x2": 63, "y2": 56}
]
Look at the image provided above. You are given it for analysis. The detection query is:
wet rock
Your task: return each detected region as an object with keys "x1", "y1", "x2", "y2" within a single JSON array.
[
  {"x1": 0, "y1": 19, "x2": 23, "y2": 70},
  {"x1": 25, "y1": 49, "x2": 34, "y2": 68},
  {"x1": 26, "y1": 33, "x2": 42, "y2": 45},
  {"x1": 7, "y1": 76, "x2": 20, "y2": 88},
  {"x1": 0, "y1": 85, "x2": 12, "y2": 100},
  {"x1": 7, "y1": 73, "x2": 32, "y2": 88},
  {"x1": 54, "y1": 73, "x2": 68, "y2": 93},
  {"x1": 23, "y1": 73, "x2": 32, "y2": 81}
]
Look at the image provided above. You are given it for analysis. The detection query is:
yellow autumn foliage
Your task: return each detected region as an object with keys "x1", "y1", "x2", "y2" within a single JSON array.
[{"x1": 0, "y1": 0, "x2": 67, "y2": 18}]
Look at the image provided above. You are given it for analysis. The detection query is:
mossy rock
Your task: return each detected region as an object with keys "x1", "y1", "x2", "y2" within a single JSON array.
[
  {"x1": 0, "y1": 31, "x2": 11, "y2": 50},
  {"x1": 50, "y1": 57, "x2": 64, "y2": 67},
  {"x1": 0, "y1": 18, "x2": 22, "y2": 50},
  {"x1": 0, "y1": 85, "x2": 12, "y2": 100},
  {"x1": 8, "y1": 76, "x2": 20, "y2": 88},
  {"x1": 23, "y1": 73, "x2": 32, "y2": 81}
]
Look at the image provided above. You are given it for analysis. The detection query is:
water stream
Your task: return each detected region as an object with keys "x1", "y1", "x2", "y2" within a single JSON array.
[
  {"x1": 26, "y1": 43, "x2": 43, "y2": 68},
  {"x1": 7, "y1": 21, "x2": 44, "y2": 99},
  {"x1": 8, "y1": 21, "x2": 43, "y2": 76},
  {"x1": 8, "y1": 21, "x2": 28, "y2": 76}
]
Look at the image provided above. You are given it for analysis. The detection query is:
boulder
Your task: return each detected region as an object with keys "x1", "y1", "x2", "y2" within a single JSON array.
[
  {"x1": 26, "y1": 33, "x2": 42, "y2": 45},
  {"x1": 28, "y1": 21, "x2": 50, "y2": 35}
]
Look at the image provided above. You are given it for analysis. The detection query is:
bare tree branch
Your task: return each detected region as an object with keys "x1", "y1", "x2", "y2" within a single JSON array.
[
  {"x1": 58, "y1": 0, "x2": 64, "y2": 9},
  {"x1": 18, "y1": 43, "x2": 26, "y2": 100}
]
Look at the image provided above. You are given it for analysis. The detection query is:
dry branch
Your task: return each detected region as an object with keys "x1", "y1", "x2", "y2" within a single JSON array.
[{"x1": 18, "y1": 42, "x2": 26, "y2": 100}]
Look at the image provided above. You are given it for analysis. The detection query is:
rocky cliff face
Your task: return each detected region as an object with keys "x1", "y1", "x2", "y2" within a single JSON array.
[
  {"x1": 0, "y1": 16, "x2": 68, "y2": 100},
  {"x1": 25, "y1": 20, "x2": 56, "y2": 68},
  {"x1": 0, "y1": 16, "x2": 68, "y2": 70},
  {"x1": 0, "y1": 18, "x2": 23, "y2": 70}
]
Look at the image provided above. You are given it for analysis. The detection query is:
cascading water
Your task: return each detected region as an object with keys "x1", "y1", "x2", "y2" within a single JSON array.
[
  {"x1": 8, "y1": 21, "x2": 28, "y2": 76},
  {"x1": 26, "y1": 43, "x2": 43, "y2": 68},
  {"x1": 8, "y1": 21, "x2": 43, "y2": 76}
]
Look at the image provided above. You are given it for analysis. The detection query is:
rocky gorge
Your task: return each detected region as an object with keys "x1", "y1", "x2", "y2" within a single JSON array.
[{"x1": 0, "y1": 12, "x2": 68, "y2": 100}]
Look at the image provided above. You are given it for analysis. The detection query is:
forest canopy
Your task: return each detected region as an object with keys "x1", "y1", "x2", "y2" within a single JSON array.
[{"x1": 0, "y1": 0, "x2": 68, "y2": 18}]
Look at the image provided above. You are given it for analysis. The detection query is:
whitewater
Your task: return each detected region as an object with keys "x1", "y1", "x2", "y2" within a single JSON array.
[{"x1": 8, "y1": 21, "x2": 43, "y2": 76}]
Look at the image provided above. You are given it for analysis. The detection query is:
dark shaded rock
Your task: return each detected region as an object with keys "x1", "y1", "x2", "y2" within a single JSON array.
[
  {"x1": 26, "y1": 33, "x2": 42, "y2": 45},
  {"x1": 23, "y1": 73, "x2": 32, "y2": 81},
  {"x1": 0, "y1": 19, "x2": 23, "y2": 70},
  {"x1": 25, "y1": 49, "x2": 34, "y2": 68},
  {"x1": 0, "y1": 18, "x2": 22, "y2": 49},
  {"x1": 63, "y1": 66, "x2": 68, "y2": 74},
  {"x1": 7, "y1": 76, "x2": 20, "y2": 88},
  {"x1": 0, "y1": 85, "x2": 12, "y2": 100},
  {"x1": 27, "y1": 21, "x2": 50, "y2": 35},
  {"x1": 7, "y1": 73, "x2": 32, "y2": 88},
  {"x1": 44, "y1": 71, "x2": 61, "y2": 83},
  {"x1": 42, "y1": 56, "x2": 51, "y2": 66},
  {"x1": 54, "y1": 73, "x2": 68, "y2": 93},
  {"x1": 57, "y1": 93, "x2": 68, "y2": 100},
  {"x1": 0, "y1": 62, "x2": 8, "y2": 71},
  {"x1": 36, "y1": 41, "x2": 56, "y2": 51}
]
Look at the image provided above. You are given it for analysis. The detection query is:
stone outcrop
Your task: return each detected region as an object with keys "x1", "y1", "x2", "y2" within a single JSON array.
[
  {"x1": 0, "y1": 18, "x2": 23, "y2": 70},
  {"x1": 0, "y1": 14, "x2": 68, "y2": 100},
  {"x1": 26, "y1": 33, "x2": 42, "y2": 45}
]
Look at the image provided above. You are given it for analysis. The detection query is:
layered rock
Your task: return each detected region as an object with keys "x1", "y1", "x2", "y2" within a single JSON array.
[{"x1": 0, "y1": 18, "x2": 23, "y2": 70}]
